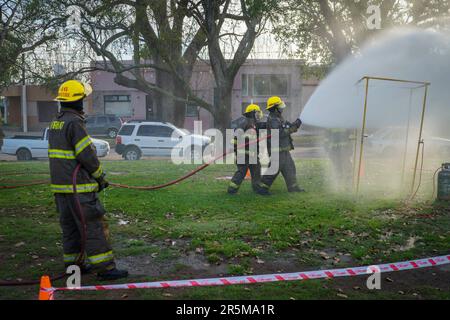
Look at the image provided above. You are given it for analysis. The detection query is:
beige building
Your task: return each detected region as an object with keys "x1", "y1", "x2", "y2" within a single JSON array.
[{"x1": 1, "y1": 85, "x2": 93, "y2": 132}]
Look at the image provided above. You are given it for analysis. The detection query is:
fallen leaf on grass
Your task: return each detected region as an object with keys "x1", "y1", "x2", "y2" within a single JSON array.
[
  {"x1": 195, "y1": 247, "x2": 204, "y2": 254},
  {"x1": 319, "y1": 252, "x2": 330, "y2": 260},
  {"x1": 14, "y1": 242, "x2": 25, "y2": 247},
  {"x1": 165, "y1": 212, "x2": 175, "y2": 219},
  {"x1": 256, "y1": 258, "x2": 265, "y2": 264},
  {"x1": 337, "y1": 293, "x2": 348, "y2": 299}
]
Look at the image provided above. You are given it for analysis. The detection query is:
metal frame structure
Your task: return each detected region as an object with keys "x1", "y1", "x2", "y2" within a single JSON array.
[{"x1": 353, "y1": 76, "x2": 430, "y2": 196}]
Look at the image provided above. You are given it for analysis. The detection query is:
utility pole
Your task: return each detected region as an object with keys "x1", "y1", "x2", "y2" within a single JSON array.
[{"x1": 21, "y1": 54, "x2": 28, "y2": 133}]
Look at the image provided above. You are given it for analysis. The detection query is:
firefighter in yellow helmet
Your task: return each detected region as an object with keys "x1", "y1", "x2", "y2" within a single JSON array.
[
  {"x1": 256, "y1": 96, "x2": 304, "y2": 195},
  {"x1": 228, "y1": 104, "x2": 265, "y2": 194},
  {"x1": 49, "y1": 80, "x2": 128, "y2": 280}
]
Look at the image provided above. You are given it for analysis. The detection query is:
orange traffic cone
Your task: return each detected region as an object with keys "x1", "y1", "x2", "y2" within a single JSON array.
[
  {"x1": 245, "y1": 169, "x2": 251, "y2": 180},
  {"x1": 38, "y1": 275, "x2": 54, "y2": 300}
]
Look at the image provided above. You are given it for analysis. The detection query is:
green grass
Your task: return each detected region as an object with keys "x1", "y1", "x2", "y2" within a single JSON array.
[{"x1": 0, "y1": 159, "x2": 449, "y2": 300}]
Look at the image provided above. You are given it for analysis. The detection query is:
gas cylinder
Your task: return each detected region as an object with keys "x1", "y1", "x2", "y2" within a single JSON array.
[{"x1": 437, "y1": 163, "x2": 450, "y2": 201}]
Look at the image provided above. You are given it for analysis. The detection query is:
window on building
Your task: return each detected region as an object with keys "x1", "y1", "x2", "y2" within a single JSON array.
[
  {"x1": 242, "y1": 74, "x2": 249, "y2": 96},
  {"x1": 37, "y1": 101, "x2": 58, "y2": 122},
  {"x1": 186, "y1": 103, "x2": 199, "y2": 118},
  {"x1": 244, "y1": 74, "x2": 291, "y2": 97},
  {"x1": 104, "y1": 95, "x2": 132, "y2": 116},
  {"x1": 271, "y1": 74, "x2": 289, "y2": 96},
  {"x1": 253, "y1": 75, "x2": 271, "y2": 96}
]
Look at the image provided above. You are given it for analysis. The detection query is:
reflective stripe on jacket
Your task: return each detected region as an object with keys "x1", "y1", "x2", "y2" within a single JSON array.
[
  {"x1": 231, "y1": 116, "x2": 262, "y2": 157},
  {"x1": 48, "y1": 107, "x2": 103, "y2": 193},
  {"x1": 266, "y1": 110, "x2": 296, "y2": 154}
]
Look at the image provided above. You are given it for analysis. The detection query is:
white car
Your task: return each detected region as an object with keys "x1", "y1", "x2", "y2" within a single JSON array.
[
  {"x1": 115, "y1": 121, "x2": 211, "y2": 160},
  {"x1": 366, "y1": 127, "x2": 450, "y2": 156},
  {"x1": 1, "y1": 128, "x2": 110, "y2": 160}
]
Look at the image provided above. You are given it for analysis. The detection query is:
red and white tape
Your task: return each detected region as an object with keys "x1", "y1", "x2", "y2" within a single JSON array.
[{"x1": 45, "y1": 254, "x2": 450, "y2": 294}]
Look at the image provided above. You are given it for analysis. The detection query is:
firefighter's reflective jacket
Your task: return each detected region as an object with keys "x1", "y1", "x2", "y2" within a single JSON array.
[
  {"x1": 48, "y1": 108, "x2": 103, "y2": 194},
  {"x1": 231, "y1": 116, "x2": 266, "y2": 157},
  {"x1": 231, "y1": 116, "x2": 257, "y2": 157},
  {"x1": 267, "y1": 110, "x2": 298, "y2": 155}
]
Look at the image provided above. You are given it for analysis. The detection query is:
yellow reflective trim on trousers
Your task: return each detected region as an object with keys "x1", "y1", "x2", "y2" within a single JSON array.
[
  {"x1": 63, "y1": 253, "x2": 79, "y2": 262},
  {"x1": 259, "y1": 182, "x2": 270, "y2": 189},
  {"x1": 48, "y1": 149, "x2": 76, "y2": 159},
  {"x1": 75, "y1": 136, "x2": 93, "y2": 156},
  {"x1": 88, "y1": 250, "x2": 114, "y2": 265},
  {"x1": 92, "y1": 165, "x2": 103, "y2": 179},
  {"x1": 51, "y1": 183, "x2": 99, "y2": 193}
]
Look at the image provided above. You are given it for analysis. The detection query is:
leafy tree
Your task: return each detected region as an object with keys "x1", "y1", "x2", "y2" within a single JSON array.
[
  {"x1": 273, "y1": 0, "x2": 450, "y2": 66},
  {"x1": 72, "y1": 0, "x2": 208, "y2": 127},
  {"x1": 0, "y1": 0, "x2": 66, "y2": 88},
  {"x1": 190, "y1": 0, "x2": 278, "y2": 131}
]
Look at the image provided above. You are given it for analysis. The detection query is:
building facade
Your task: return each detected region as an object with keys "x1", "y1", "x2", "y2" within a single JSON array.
[
  {"x1": 1, "y1": 59, "x2": 319, "y2": 132},
  {"x1": 90, "y1": 59, "x2": 319, "y2": 131},
  {"x1": 0, "y1": 85, "x2": 93, "y2": 132}
]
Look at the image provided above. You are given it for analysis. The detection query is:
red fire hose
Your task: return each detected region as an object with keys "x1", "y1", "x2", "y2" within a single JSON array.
[
  {"x1": 1, "y1": 135, "x2": 269, "y2": 191},
  {"x1": 0, "y1": 136, "x2": 269, "y2": 286}
]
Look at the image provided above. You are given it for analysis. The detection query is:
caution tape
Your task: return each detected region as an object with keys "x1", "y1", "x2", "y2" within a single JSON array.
[{"x1": 44, "y1": 254, "x2": 450, "y2": 295}]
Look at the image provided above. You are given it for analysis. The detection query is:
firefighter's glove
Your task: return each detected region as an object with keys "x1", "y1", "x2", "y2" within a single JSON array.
[
  {"x1": 96, "y1": 173, "x2": 110, "y2": 192},
  {"x1": 293, "y1": 118, "x2": 302, "y2": 129}
]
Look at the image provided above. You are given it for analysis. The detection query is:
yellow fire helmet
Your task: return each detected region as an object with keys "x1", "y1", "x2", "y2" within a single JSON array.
[
  {"x1": 266, "y1": 96, "x2": 286, "y2": 110},
  {"x1": 244, "y1": 103, "x2": 263, "y2": 120},
  {"x1": 55, "y1": 80, "x2": 93, "y2": 102}
]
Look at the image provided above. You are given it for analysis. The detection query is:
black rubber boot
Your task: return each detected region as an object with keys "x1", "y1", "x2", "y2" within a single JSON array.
[
  {"x1": 255, "y1": 185, "x2": 271, "y2": 196},
  {"x1": 288, "y1": 186, "x2": 305, "y2": 193},
  {"x1": 97, "y1": 268, "x2": 129, "y2": 281},
  {"x1": 227, "y1": 187, "x2": 238, "y2": 195}
]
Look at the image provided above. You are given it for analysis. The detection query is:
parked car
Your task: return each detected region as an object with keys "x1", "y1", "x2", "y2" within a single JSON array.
[
  {"x1": 85, "y1": 114, "x2": 123, "y2": 138},
  {"x1": 366, "y1": 127, "x2": 450, "y2": 156},
  {"x1": 115, "y1": 121, "x2": 211, "y2": 160},
  {"x1": 1, "y1": 128, "x2": 110, "y2": 160}
]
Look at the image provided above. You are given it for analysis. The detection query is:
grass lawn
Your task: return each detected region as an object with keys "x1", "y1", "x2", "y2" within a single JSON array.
[{"x1": 0, "y1": 159, "x2": 449, "y2": 300}]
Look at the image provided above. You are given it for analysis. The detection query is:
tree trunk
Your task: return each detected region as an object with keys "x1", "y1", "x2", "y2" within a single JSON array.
[
  {"x1": 153, "y1": 61, "x2": 175, "y2": 123},
  {"x1": 215, "y1": 86, "x2": 232, "y2": 133},
  {"x1": 173, "y1": 77, "x2": 187, "y2": 127}
]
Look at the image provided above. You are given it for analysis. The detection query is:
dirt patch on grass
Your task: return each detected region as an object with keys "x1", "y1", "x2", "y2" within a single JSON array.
[
  {"x1": 116, "y1": 252, "x2": 228, "y2": 278},
  {"x1": 105, "y1": 249, "x2": 449, "y2": 300}
]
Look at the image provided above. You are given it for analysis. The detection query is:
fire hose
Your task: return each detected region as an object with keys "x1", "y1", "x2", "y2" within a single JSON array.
[
  {"x1": 0, "y1": 136, "x2": 268, "y2": 286},
  {"x1": 0, "y1": 135, "x2": 270, "y2": 191},
  {"x1": 0, "y1": 164, "x2": 86, "y2": 287}
]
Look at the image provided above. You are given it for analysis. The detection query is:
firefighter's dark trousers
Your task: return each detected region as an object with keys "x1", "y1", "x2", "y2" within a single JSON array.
[
  {"x1": 229, "y1": 161, "x2": 261, "y2": 192},
  {"x1": 55, "y1": 192, "x2": 115, "y2": 272},
  {"x1": 328, "y1": 145, "x2": 353, "y2": 187},
  {"x1": 259, "y1": 151, "x2": 298, "y2": 191}
]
